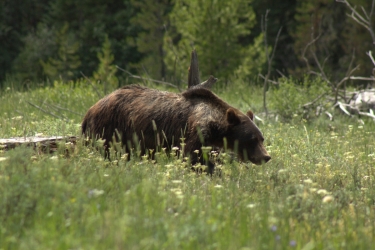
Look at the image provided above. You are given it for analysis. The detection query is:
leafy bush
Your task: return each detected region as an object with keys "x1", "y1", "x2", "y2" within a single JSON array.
[{"x1": 270, "y1": 77, "x2": 330, "y2": 121}]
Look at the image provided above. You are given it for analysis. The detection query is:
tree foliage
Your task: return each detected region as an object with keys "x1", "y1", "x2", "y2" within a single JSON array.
[
  {"x1": 2, "y1": 0, "x2": 142, "y2": 85},
  {"x1": 249, "y1": 0, "x2": 298, "y2": 76},
  {"x1": 10, "y1": 23, "x2": 56, "y2": 83},
  {"x1": 0, "y1": 0, "x2": 374, "y2": 88},
  {"x1": 0, "y1": 0, "x2": 51, "y2": 83},
  {"x1": 129, "y1": 0, "x2": 172, "y2": 80},
  {"x1": 93, "y1": 35, "x2": 119, "y2": 91},
  {"x1": 39, "y1": 23, "x2": 81, "y2": 82},
  {"x1": 164, "y1": 0, "x2": 265, "y2": 83}
]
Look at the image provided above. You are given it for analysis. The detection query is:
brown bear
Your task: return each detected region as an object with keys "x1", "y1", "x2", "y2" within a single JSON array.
[{"x1": 81, "y1": 84, "x2": 271, "y2": 170}]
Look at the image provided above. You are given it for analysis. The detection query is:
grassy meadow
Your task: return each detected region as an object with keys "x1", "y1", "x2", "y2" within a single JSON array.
[{"x1": 0, "y1": 80, "x2": 375, "y2": 249}]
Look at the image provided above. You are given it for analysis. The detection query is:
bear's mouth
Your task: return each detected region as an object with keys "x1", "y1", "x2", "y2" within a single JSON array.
[
  {"x1": 249, "y1": 156, "x2": 271, "y2": 165},
  {"x1": 250, "y1": 158, "x2": 262, "y2": 165}
]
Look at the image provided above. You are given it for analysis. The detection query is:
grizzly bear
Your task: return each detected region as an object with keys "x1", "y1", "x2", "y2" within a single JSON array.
[{"x1": 81, "y1": 84, "x2": 271, "y2": 170}]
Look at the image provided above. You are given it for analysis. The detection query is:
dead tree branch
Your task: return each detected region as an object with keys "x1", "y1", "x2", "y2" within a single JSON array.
[
  {"x1": 261, "y1": 10, "x2": 282, "y2": 116},
  {"x1": 0, "y1": 136, "x2": 77, "y2": 153},
  {"x1": 336, "y1": 0, "x2": 375, "y2": 45},
  {"x1": 302, "y1": 93, "x2": 328, "y2": 108},
  {"x1": 367, "y1": 51, "x2": 375, "y2": 66},
  {"x1": 81, "y1": 71, "x2": 102, "y2": 98},
  {"x1": 297, "y1": 13, "x2": 375, "y2": 119},
  {"x1": 301, "y1": 30, "x2": 322, "y2": 75},
  {"x1": 187, "y1": 49, "x2": 218, "y2": 89},
  {"x1": 47, "y1": 102, "x2": 83, "y2": 117},
  {"x1": 195, "y1": 75, "x2": 218, "y2": 89},
  {"x1": 26, "y1": 101, "x2": 69, "y2": 122},
  {"x1": 258, "y1": 74, "x2": 279, "y2": 85},
  {"x1": 116, "y1": 66, "x2": 179, "y2": 89},
  {"x1": 301, "y1": 24, "x2": 332, "y2": 85},
  {"x1": 188, "y1": 49, "x2": 201, "y2": 88}
]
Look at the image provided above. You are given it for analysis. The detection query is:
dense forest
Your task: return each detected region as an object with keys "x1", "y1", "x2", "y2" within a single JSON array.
[{"x1": 0, "y1": 0, "x2": 374, "y2": 88}]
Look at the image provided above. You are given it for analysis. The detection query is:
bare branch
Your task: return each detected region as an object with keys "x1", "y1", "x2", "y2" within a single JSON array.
[
  {"x1": 47, "y1": 102, "x2": 83, "y2": 117},
  {"x1": 261, "y1": 10, "x2": 270, "y2": 62},
  {"x1": 361, "y1": 6, "x2": 370, "y2": 20},
  {"x1": 337, "y1": 0, "x2": 370, "y2": 25},
  {"x1": 195, "y1": 75, "x2": 217, "y2": 89},
  {"x1": 325, "y1": 111, "x2": 333, "y2": 121},
  {"x1": 310, "y1": 45, "x2": 330, "y2": 83},
  {"x1": 347, "y1": 13, "x2": 370, "y2": 29},
  {"x1": 337, "y1": 65, "x2": 360, "y2": 89},
  {"x1": 258, "y1": 74, "x2": 279, "y2": 85},
  {"x1": 270, "y1": 27, "x2": 283, "y2": 69},
  {"x1": 348, "y1": 76, "x2": 375, "y2": 81},
  {"x1": 261, "y1": 10, "x2": 270, "y2": 116},
  {"x1": 302, "y1": 92, "x2": 327, "y2": 108},
  {"x1": 301, "y1": 31, "x2": 322, "y2": 73},
  {"x1": 358, "y1": 111, "x2": 375, "y2": 119},
  {"x1": 276, "y1": 69, "x2": 287, "y2": 78},
  {"x1": 337, "y1": 0, "x2": 375, "y2": 44},
  {"x1": 26, "y1": 101, "x2": 68, "y2": 121},
  {"x1": 366, "y1": 51, "x2": 375, "y2": 66},
  {"x1": 261, "y1": 10, "x2": 282, "y2": 116},
  {"x1": 336, "y1": 101, "x2": 352, "y2": 116},
  {"x1": 334, "y1": 49, "x2": 361, "y2": 103},
  {"x1": 81, "y1": 72, "x2": 102, "y2": 98},
  {"x1": 116, "y1": 66, "x2": 178, "y2": 89},
  {"x1": 345, "y1": 49, "x2": 356, "y2": 77}
]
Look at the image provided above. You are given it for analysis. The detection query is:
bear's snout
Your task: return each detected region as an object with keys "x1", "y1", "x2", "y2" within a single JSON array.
[
  {"x1": 264, "y1": 155, "x2": 271, "y2": 163},
  {"x1": 250, "y1": 155, "x2": 271, "y2": 165},
  {"x1": 247, "y1": 143, "x2": 271, "y2": 165}
]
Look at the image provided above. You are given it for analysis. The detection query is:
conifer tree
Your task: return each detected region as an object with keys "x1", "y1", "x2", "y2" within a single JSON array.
[
  {"x1": 164, "y1": 0, "x2": 265, "y2": 83},
  {"x1": 40, "y1": 23, "x2": 81, "y2": 82},
  {"x1": 129, "y1": 0, "x2": 172, "y2": 80},
  {"x1": 93, "y1": 35, "x2": 118, "y2": 92},
  {"x1": 0, "y1": 0, "x2": 51, "y2": 85}
]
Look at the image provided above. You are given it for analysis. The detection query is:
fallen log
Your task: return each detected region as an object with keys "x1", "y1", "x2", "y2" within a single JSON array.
[
  {"x1": 188, "y1": 49, "x2": 218, "y2": 89},
  {"x1": 0, "y1": 136, "x2": 77, "y2": 153}
]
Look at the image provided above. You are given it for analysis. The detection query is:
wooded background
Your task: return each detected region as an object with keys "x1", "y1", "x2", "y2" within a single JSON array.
[{"x1": 0, "y1": 0, "x2": 374, "y2": 88}]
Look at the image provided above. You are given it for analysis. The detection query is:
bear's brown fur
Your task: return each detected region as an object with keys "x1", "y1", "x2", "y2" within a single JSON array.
[{"x1": 81, "y1": 85, "x2": 271, "y2": 169}]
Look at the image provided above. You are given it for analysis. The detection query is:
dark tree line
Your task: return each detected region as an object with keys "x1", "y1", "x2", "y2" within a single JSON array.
[{"x1": 0, "y1": 0, "x2": 374, "y2": 88}]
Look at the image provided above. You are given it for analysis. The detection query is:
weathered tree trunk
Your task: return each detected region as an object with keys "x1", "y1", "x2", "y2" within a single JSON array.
[
  {"x1": 188, "y1": 49, "x2": 201, "y2": 88},
  {"x1": 188, "y1": 49, "x2": 217, "y2": 89},
  {"x1": 0, "y1": 136, "x2": 77, "y2": 153}
]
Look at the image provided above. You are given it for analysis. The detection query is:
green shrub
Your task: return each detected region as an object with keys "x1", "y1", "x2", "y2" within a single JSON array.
[{"x1": 270, "y1": 77, "x2": 330, "y2": 121}]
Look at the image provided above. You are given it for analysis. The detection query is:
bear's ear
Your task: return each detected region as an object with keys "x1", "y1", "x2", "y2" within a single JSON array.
[
  {"x1": 246, "y1": 110, "x2": 254, "y2": 121},
  {"x1": 226, "y1": 108, "x2": 241, "y2": 125}
]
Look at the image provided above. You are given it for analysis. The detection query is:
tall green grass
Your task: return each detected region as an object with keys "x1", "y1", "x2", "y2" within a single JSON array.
[{"x1": 0, "y1": 80, "x2": 374, "y2": 249}]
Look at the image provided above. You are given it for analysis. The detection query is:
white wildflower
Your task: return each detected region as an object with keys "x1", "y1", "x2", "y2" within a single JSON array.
[{"x1": 322, "y1": 195, "x2": 334, "y2": 203}]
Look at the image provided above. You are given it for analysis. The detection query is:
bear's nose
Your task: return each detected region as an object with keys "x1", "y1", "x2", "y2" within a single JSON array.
[{"x1": 264, "y1": 155, "x2": 271, "y2": 163}]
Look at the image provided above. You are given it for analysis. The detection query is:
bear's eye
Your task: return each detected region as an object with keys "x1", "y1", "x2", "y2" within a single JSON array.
[{"x1": 249, "y1": 135, "x2": 257, "y2": 141}]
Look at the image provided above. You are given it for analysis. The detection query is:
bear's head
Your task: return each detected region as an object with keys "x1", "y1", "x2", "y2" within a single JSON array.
[{"x1": 225, "y1": 108, "x2": 271, "y2": 165}]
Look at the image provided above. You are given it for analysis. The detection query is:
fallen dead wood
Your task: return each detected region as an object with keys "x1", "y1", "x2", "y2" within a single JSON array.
[
  {"x1": 115, "y1": 65, "x2": 179, "y2": 89},
  {"x1": 188, "y1": 49, "x2": 201, "y2": 88},
  {"x1": 188, "y1": 49, "x2": 218, "y2": 89},
  {"x1": 0, "y1": 136, "x2": 77, "y2": 153},
  {"x1": 300, "y1": 89, "x2": 375, "y2": 121}
]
